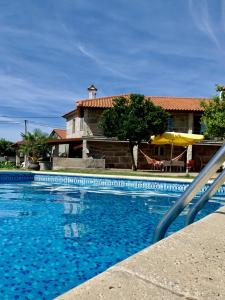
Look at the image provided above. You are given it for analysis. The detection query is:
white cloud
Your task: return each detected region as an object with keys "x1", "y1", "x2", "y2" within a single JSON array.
[
  {"x1": 188, "y1": 0, "x2": 223, "y2": 52},
  {"x1": 0, "y1": 73, "x2": 75, "y2": 114},
  {"x1": 77, "y1": 43, "x2": 136, "y2": 80}
]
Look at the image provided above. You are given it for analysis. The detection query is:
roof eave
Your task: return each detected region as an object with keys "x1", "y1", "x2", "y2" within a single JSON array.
[{"x1": 62, "y1": 109, "x2": 77, "y2": 118}]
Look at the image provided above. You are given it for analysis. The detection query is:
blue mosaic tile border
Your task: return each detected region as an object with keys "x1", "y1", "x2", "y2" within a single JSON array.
[
  {"x1": 0, "y1": 172, "x2": 34, "y2": 183},
  {"x1": 1, "y1": 172, "x2": 224, "y2": 196},
  {"x1": 34, "y1": 173, "x2": 225, "y2": 196}
]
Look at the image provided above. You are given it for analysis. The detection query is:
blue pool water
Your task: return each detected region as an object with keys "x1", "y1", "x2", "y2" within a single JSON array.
[{"x1": 0, "y1": 181, "x2": 224, "y2": 299}]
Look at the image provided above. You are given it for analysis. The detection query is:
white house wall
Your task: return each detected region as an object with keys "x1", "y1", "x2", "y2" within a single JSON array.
[
  {"x1": 66, "y1": 113, "x2": 85, "y2": 138},
  {"x1": 66, "y1": 109, "x2": 103, "y2": 138}
]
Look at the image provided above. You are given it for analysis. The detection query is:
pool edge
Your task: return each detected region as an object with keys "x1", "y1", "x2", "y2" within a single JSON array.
[
  {"x1": 31, "y1": 170, "x2": 194, "y2": 182},
  {"x1": 55, "y1": 205, "x2": 225, "y2": 300}
]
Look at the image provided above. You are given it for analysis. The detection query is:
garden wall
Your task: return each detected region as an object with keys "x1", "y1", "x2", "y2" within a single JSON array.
[
  {"x1": 87, "y1": 141, "x2": 132, "y2": 169},
  {"x1": 52, "y1": 157, "x2": 105, "y2": 170}
]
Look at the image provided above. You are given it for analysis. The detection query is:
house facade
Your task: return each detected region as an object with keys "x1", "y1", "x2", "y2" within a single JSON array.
[{"x1": 51, "y1": 86, "x2": 221, "y2": 170}]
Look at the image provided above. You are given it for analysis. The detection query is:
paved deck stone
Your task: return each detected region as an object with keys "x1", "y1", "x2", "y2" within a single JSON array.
[{"x1": 56, "y1": 206, "x2": 225, "y2": 300}]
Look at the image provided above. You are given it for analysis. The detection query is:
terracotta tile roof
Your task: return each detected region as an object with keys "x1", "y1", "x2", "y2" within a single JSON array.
[
  {"x1": 76, "y1": 94, "x2": 129, "y2": 109},
  {"x1": 52, "y1": 129, "x2": 67, "y2": 139},
  {"x1": 148, "y1": 96, "x2": 207, "y2": 111},
  {"x1": 76, "y1": 94, "x2": 207, "y2": 111},
  {"x1": 12, "y1": 140, "x2": 25, "y2": 147}
]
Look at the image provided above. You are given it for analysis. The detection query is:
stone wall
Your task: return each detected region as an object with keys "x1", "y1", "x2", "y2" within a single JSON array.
[
  {"x1": 53, "y1": 157, "x2": 105, "y2": 170},
  {"x1": 87, "y1": 141, "x2": 132, "y2": 169},
  {"x1": 84, "y1": 109, "x2": 104, "y2": 136},
  {"x1": 88, "y1": 141, "x2": 187, "y2": 170},
  {"x1": 0, "y1": 156, "x2": 16, "y2": 162},
  {"x1": 84, "y1": 140, "x2": 219, "y2": 171},
  {"x1": 192, "y1": 144, "x2": 220, "y2": 171}
]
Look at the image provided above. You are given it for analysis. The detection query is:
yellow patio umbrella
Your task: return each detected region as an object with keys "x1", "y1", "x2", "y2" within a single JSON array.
[{"x1": 150, "y1": 132, "x2": 204, "y2": 171}]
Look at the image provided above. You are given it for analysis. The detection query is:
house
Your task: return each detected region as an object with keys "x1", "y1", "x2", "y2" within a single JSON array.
[
  {"x1": 50, "y1": 85, "x2": 221, "y2": 170},
  {"x1": 48, "y1": 129, "x2": 71, "y2": 158},
  {"x1": 50, "y1": 129, "x2": 67, "y2": 139}
]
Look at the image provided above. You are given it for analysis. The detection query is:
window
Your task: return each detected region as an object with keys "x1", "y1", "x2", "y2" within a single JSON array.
[
  {"x1": 193, "y1": 115, "x2": 202, "y2": 134},
  {"x1": 72, "y1": 119, "x2": 76, "y2": 133},
  {"x1": 167, "y1": 116, "x2": 174, "y2": 131}
]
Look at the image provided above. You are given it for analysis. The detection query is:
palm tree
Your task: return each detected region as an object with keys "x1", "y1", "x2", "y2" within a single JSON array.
[{"x1": 19, "y1": 129, "x2": 50, "y2": 163}]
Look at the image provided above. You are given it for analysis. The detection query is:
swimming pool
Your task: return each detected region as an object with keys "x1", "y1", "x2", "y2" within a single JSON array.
[{"x1": 0, "y1": 173, "x2": 225, "y2": 299}]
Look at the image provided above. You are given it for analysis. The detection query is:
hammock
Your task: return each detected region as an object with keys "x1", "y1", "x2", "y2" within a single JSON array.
[
  {"x1": 139, "y1": 149, "x2": 164, "y2": 168},
  {"x1": 139, "y1": 148, "x2": 187, "y2": 165},
  {"x1": 171, "y1": 149, "x2": 187, "y2": 162}
]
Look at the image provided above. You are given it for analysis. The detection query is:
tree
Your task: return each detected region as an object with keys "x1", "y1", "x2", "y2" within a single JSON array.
[
  {"x1": 201, "y1": 85, "x2": 225, "y2": 139},
  {"x1": 19, "y1": 129, "x2": 51, "y2": 163},
  {"x1": 0, "y1": 139, "x2": 15, "y2": 156},
  {"x1": 99, "y1": 94, "x2": 169, "y2": 170}
]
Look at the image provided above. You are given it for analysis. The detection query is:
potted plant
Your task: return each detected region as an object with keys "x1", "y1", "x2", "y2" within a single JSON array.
[
  {"x1": 38, "y1": 156, "x2": 52, "y2": 171},
  {"x1": 19, "y1": 129, "x2": 51, "y2": 170}
]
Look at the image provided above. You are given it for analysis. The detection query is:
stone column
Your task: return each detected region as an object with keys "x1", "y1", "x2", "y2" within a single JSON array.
[
  {"x1": 16, "y1": 152, "x2": 20, "y2": 167},
  {"x1": 187, "y1": 113, "x2": 194, "y2": 164},
  {"x1": 82, "y1": 139, "x2": 89, "y2": 159},
  {"x1": 133, "y1": 145, "x2": 138, "y2": 169}
]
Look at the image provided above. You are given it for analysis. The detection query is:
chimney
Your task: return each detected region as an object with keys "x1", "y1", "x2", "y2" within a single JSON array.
[{"x1": 87, "y1": 84, "x2": 97, "y2": 99}]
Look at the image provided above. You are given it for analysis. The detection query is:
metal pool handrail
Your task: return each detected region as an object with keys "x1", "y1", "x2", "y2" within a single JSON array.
[
  {"x1": 152, "y1": 143, "x2": 225, "y2": 243},
  {"x1": 185, "y1": 167, "x2": 225, "y2": 225}
]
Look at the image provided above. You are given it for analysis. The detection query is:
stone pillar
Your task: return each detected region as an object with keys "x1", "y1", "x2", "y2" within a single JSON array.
[
  {"x1": 133, "y1": 145, "x2": 138, "y2": 168},
  {"x1": 16, "y1": 152, "x2": 20, "y2": 167},
  {"x1": 82, "y1": 140, "x2": 89, "y2": 159},
  {"x1": 187, "y1": 113, "x2": 194, "y2": 164}
]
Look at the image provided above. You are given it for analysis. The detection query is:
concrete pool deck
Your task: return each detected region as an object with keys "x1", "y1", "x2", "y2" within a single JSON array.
[{"x1": 56, "y1": 205, "x2": 225, "y2": 300}]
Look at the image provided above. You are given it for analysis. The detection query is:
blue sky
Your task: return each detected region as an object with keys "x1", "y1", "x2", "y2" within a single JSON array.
[{"x1": 0, "y1": 0, "x2": 225, "y2": 141}]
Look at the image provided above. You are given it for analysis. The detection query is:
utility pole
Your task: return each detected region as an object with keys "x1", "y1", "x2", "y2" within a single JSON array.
[
  {"x1": 24, "y1": 119, "x2": 28, "y2": 134},
  {"x1": 24, "y1": 120, "x2": 28, "y2": 168}
]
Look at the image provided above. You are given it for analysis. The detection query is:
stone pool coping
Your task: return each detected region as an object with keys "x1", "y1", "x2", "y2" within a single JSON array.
[
  {"x1": 56, "y1": 205, "x2": 225, "y2": 300},
  {"x1": 32, "y1": 171, "x2": 219, "y2": 184},
  {"x1": 0, "y1": 170, "x2": 216, "y2": 183},
  {"x1": 32, "y1": 170, "x2": 194, "y2": 182}
]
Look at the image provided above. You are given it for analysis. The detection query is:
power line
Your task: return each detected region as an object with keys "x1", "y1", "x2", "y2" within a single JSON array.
[
  {"x1": 0, "y1": 115, "x2": 62, "y2": 119},
  {"x1": 0, "y1": 121, "x2": 22, "y2": 124},
  {"x1": 0, "y1": 120, "x2": 63, "y2": 126},
  {"x1": 0, "y1": 120, "x2": 65, "y2": 129},
  {"x1": 28, "y1": 120, "x2": 66, "y2": 128},
  {"x1": 24, "y1": 120, "x2": 28, "y2": 134}
]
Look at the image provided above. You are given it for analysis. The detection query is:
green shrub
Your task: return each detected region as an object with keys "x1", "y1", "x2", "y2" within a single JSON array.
[{"x1": 0, "y1": 161, "x2": 16, "y2": 169}]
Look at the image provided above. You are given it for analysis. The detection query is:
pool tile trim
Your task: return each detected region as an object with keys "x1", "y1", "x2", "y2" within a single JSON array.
[
  {"x1": 0, "y1": 171, "x2": 225, "y2": 196},
  {"x1": 0, "y1": 171, "x2": 34, "y2": 182},
  {"x1": 33, "y1": 172, "x2": 225, "y2": 196}
]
